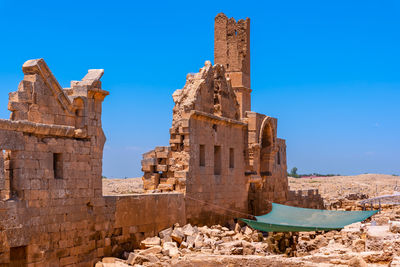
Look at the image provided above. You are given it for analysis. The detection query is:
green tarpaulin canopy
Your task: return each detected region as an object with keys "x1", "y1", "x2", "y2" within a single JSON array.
[{"x1": 241, "y1": 203, "x2": 378, "y2": 232}]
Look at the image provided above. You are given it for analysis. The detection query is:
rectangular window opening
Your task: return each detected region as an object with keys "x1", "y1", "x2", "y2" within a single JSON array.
[
  {"x1": 53, "y1": 153, "x2": 63, "y2": 179},
  {"x1": 1, "y1": 150, "x2": 14, "y2": 200},
  {"x1": 229, "y1": 148, "x2": 234, "y2": 169},
  {"x1": 214, "y1": 146, "x2": 221, "y2": 175},
  {"x1": 199, "y1": 145, "x2": 205, "y2": 167},
  {"x1": 0, "y1": 150, "x2": 6, "y2": 200},
  {"x1": 277, "y1": 151, "x2": 281, "y2": 165},
  {"x1": 10, "y1": 246, "x2": 27, "y2": 265}
]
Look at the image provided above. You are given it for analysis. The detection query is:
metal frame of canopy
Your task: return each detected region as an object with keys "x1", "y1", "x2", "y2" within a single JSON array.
[
  {"x1": 241, "y1": 203, "x2": 378, "y2": 232},
  {"x1": 359, "y1": 192, "x2": 400, "y2": 208}
]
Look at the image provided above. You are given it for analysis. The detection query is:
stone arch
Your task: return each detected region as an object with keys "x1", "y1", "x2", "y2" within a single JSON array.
[{"x1": 259, "y1": 117, "x2": 276, "y2": 177}]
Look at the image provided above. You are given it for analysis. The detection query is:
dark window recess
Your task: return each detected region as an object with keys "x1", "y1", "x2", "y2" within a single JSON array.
[
  {"x1": 229, "y1": 148, "x2": 234, "y2": 168},
  {"x1": 10, "y1": 246, "x2": 27, "y2": 266},
  {"x1": 2, "y1": 150, "x2": 15, "y2": 200},
  {"x1": 261, "y1": 171, "x2": 272, "y2": 177},
  {"x1": 199, "y1": 145, "x2": 205, "y2": 167},
  {"x1": 277, "y1": 151, "x2": 281, "y2": 165},
  {"x1": 53, "y1": 153, "x2": 63, "y2": 179},
  {"x1": 214, "y1": 146, "x2": 221, "y2": 175},
  {"x1": 9, "y1": 169, "x2": 14, "y2": 198}
]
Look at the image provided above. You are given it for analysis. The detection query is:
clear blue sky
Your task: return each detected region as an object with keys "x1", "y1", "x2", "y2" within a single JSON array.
[{"x1": 0, "y1": 0, "x2": 399, "y2": 177}]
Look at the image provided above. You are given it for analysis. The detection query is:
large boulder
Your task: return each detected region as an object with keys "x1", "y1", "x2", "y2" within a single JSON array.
[
  {"x1": 159, "y1": 227, "x2": 173, "y2": 244},
  {"x1": 234, "y1": 223, "x2": 241, "y2": 233},
  {"x1": 126, "y1": 253, "x2": 150, "y2": 265},
  {"x1": 162, "y1": 242, "x2": 179, "y2": 257},
  {"x1": 171, "y1": 228, "x2": 185, "y2": 244},
  {"x1": 182, "y1": 224, "x2": 198, "y2": 237},
  {"x1": 348, "y1": 256, "x2": 367, "y2": 267},
  {"x1": 194, "y1": 234, "x2": 205, "y2": 249},
  {"x1": 138, "y1": 245, "x2": 162, "y2": 255},
  {"x1": 216, "y1": 240, "x2": 243, "y2": 255},
  {"x1": 186, "y1": 234, "x2": 197, "y2": 248},
  {"x1": 242, "y1": 226, "x2": 253, "y2": 236},
  {"x1": 242, "y1": 240, "x2": 256, "y2": 255},
  {"x1": 352, "y1": 239, "x2": 365, "y2": 252},
  {"x1": 159, "y1": 227, "x2": 173, "y2": 239},
  {"x1": 390, "y1": 221, "x2": 400, "y2": 234},
  {"x1": 140, "y1": 236, "x2": 161, "y2": 249}
]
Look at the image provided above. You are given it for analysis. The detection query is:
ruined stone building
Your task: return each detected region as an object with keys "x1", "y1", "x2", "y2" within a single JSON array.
[
  {"x1": 0, "y1": 13, "x2": 322, "y2": 266},
  {"x1": 0, "y1": 59, "x2": 185, "y2": 266},
  {"x1": 141, "y1": 13, "x2": 291, "y2": 224}
]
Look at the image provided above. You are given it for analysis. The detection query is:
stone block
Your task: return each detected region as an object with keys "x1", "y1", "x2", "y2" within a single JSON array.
[
  {"x1": 174, "y1": 171, "x2": 188, "y2": 178},
  {"x1": 179, "y1": 127, "x2": 189, "y2": 134},
  {"x1": 158, "y1": 184, "x2": 173, "y2": 191},
  {"x1": 142, "y1": 158, "x2": 156, "y2": 166},
  {"x1": 143, "y1": 150, "x2": 156, "y2": 159},
  {"x1": 155, "y1": 146, "x2": 169, "y2": 152},
  {"x1": 156, "y1": 151, "x2": 169, "y2": 158},
  {"x1": 170, "y1": 137, "x2": 182, "y2": 144},
  {"x1": 156, "y1": 165, "x2": 168, "y2": 172},
  {"x1": 140, "y1": 236, "x2": 161, "y2": 249},
  {"x1": 142, "y1": 165, "x2": 154, "y2": 172},
  {"x1": 165, "y1": 178, "x2": 176, "y2": 185}
]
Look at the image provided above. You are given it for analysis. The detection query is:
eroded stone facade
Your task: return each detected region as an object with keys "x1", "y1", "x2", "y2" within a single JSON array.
[
  {"x1": 0, "y1": 59, "x2": 185, "y2": 266},
  {"x1": 0, "y1": 12, "x2": 324, "y2": 266},
  {"x1": 141, "y1": 13, "x2": 290, "y2": 225}
]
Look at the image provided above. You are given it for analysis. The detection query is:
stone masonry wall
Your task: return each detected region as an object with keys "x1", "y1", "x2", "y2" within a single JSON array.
[
  {"x1": 286, "y1": 189, "x2": 325, "y2": 209},
  {"x1": 141, "y1": 13, "x2": 293, "y2": 227},
  {"x1": 0, "y1": 59, "x2": 185, "y2": 266},
  {"x1": 214, "y1": 13, "x2": 251, "y2": 118},
  {"x1": 140, "y1": 12, "x2": 323, "y2": 228},
  {"x1": 185, "y1": 112, "x2": 248, "y2": 225},
  {"x1": 142, "y1": 62, "x2": 241, "y2": 194}
]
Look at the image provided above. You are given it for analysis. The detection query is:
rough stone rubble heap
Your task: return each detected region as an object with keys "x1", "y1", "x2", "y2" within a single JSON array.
[{"x1": 96, "y1": 205, "x2": 400, "y2": 266}]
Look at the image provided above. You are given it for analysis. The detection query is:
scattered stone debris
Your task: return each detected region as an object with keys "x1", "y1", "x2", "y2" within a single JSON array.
[
  {"x1": 95, "y1": 222, "x2": 297, "y2": 266},
  {"x1": 95, "y1": 205, "x2": 400, "y2": 266}
]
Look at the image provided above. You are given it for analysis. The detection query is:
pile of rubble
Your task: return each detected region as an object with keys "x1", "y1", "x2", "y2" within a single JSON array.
[
  {"x1": 95, "y1": 207, "x2": 400, "y2": 266},
  {"x1": 95, "y1": 222, "x2": 297, "y2": 266}
]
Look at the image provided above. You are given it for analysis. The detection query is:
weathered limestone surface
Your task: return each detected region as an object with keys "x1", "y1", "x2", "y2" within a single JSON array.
[
  {"x1": 214, "y1": 13, "x2": 251, "y2": 118},
  {"x1": 141, "y1": 13, "x2": 317, "y2": 226},
  {"x1": 0, "y1": 59, "x2": 185, "y2": 266},
  {"x1": 0, "y1": 12, "x2": 323, "y2": 266}
]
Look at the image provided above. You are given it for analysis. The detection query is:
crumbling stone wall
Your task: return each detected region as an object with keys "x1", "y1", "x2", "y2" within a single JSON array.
[
  {"x1": 0, "y1": 59, "x2": 185, "y2": 266},
  {"x1": 214, "y1": 13, "x2": 251, "y2": 118},
  {"x1": 245, "y1": 113, "x2": 289, "y2": 216},
  {"x1": 142, "y1": 13, "x2": 293, "y2": 226},
  {"x1": 185, "y1": 110, "x2": 248, "y2": 225},
  {"x1": 286, "y1": 189, "x2": 325, "y2": 209},
  {"x1": 0, "y1": 13, "x2": 323, "y2": 266}
]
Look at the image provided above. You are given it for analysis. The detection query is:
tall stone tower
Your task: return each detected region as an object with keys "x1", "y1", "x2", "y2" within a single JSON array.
[{"x1": 214, "y1": 13, "x2": 251, "y2": 118}]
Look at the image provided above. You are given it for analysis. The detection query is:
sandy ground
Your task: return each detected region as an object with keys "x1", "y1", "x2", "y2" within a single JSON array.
[
  {"x1": 289, "y1": 173, "x2": 400, "y2": 205},
  {"x1": 103, "y1": 174, "x2": 400, "y2": 199},
  {"x1": 102, "y1": 177, "x2": 143, "y2": 195}
]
